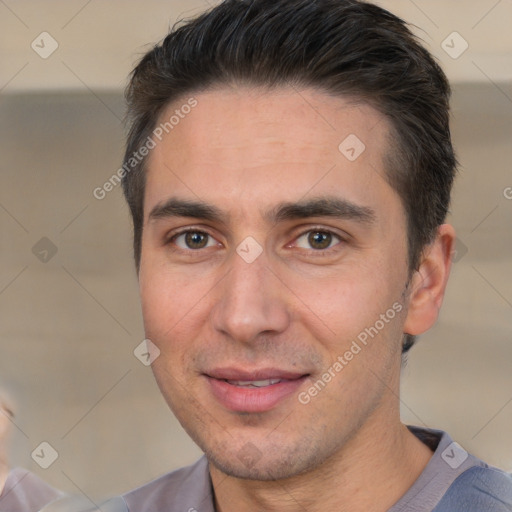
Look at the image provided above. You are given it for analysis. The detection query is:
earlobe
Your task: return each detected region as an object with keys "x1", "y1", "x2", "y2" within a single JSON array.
[{"x1": 403, "y1": 224, "x2": 456, "y2": 336}]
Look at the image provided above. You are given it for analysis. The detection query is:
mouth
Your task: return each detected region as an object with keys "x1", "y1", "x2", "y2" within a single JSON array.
[
  {"x1": 204, "y1": 368, "x2": 310, "y2": 413},
  {"x1": 223, "y1": 378, "x2": 287, "y2": 388}
]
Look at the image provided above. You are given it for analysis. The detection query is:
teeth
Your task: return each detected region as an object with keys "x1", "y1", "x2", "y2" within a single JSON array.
[{"x1": 226, "y1": 379, "x2": 283, "y2": 388}]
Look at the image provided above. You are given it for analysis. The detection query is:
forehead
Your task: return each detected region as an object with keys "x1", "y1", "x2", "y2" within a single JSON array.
[
  {"x1": 144, "y1": 86, "x2": 396, "y2": 219},
  {"x1": 155, "y1": 86, "x2": 388, "y2": 158}
]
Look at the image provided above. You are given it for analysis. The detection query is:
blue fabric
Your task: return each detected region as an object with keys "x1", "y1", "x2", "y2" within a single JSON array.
[{"x1": 433, "y1": 466, "x2": 512, "y2": 511}]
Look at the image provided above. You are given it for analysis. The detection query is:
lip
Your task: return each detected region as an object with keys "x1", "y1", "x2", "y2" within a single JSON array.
[{"x1": 204, "y1": 368, "x2": 309, "y2": 413}]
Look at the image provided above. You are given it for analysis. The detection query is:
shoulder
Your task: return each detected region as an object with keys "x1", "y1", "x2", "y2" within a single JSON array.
[
  {"x1": 391, "y1": 427, "x2": 512, "y2": 512},
  {"x1": 0, "y1": 468, "x2": 63, "y2": 512},
  {"x1": 433, "y1": 464, "x2": 512, "y2": 511},
  {"x1": 121, "y1": 456, "x2": 213, "y2": 512}
]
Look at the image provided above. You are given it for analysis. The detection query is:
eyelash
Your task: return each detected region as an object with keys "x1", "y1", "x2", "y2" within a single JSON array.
[{"x1": 167, "y1": 226, "x2": 345, "y2": 255}]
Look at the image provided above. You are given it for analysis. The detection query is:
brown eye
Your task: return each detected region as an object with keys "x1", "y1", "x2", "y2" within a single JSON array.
[
  {"x1": 307, "y1": 231, "x2": 333, "y2": 250},
  {"x1": 293, "y1": 230, "x2": 342, "y2": 252},
  {"x1": 185, "y1": 232, "x2": 208, "y2": 249},
  {"x1": 173, "y1": 231, "x2": 214, "y2": 250}
]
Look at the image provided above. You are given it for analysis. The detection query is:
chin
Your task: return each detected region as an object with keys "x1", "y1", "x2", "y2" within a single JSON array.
[
  {"x1": 207, "y1": 452, "x2": 305, "y2": 481},
  {"x1": 203, "y1": 434, "x2": 330, "y2": 482}
]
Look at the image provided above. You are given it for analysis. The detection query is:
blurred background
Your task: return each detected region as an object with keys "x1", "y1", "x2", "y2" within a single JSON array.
[{"x1": 0, "y1": 0, "x2": 511, "y2": 503}]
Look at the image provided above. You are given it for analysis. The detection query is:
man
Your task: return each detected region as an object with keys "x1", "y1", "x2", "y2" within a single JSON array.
[
  {"x1": 112, "y1": 0, "x2": 512, "y2": 510},
  {"x1": 0, "y1": 393, "x2": 63, "y2": 511}
]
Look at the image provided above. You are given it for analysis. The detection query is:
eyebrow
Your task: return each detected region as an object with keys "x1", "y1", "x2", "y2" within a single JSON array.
[
  {"x1": 149, "y1": 199, "x2": 228, "y2": 224},
  {"x1": 148, "y1": 196, "x2": 376, "y2": 226},
  {"x1": 266, "y1": 197, "x2": 376, "y2": 226}
]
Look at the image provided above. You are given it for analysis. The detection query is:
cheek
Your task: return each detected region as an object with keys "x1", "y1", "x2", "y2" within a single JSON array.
[
  {"x1": 138, "y1": 261, "x2": 212, "y2": 356},
  {"x1": 289, "y1": 264, "x2": 405, "y2": 372},
  {"x1": 288, "y1": 265, "x2": 391, "y2": 329},
  {"x1": 139, "y1": 264, "x2": 183, "y2": 343}
]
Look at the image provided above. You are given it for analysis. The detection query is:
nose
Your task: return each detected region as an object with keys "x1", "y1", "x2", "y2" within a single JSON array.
[{"x1": 210, "y1": 249, "x2": 290, "y2": 345}]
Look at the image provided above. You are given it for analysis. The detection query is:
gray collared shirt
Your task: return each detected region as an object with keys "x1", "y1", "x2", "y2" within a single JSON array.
[{"x1": 116, "y1": 427, "x2": 512, "y2": 512}]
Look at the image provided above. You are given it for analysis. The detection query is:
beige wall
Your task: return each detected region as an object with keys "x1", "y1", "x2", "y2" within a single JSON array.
[
  {"x1": 0, "y1": 0, "x2": 511, "y2": 502},
  {"x1": 1, "y1": 0, "x2": 511, "y2": 92}
]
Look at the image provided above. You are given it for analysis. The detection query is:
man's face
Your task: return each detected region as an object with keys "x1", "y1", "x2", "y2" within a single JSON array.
[{"x1": 139, "y1": 87, "x2": 411, "y2": 479}]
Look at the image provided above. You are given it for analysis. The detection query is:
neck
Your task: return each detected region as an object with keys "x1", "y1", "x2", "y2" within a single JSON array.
[{"x1": 210, "y1": 415, "x2": 433, "y2": 512}]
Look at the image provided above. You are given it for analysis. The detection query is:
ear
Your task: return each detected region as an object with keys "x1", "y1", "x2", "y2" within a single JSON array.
[{"x1": 403, "y1": 224, "x2": 456, "y2": 336}]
